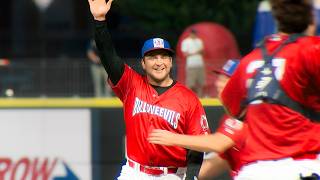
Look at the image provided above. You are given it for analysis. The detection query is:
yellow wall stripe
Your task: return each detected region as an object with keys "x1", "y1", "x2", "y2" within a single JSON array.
[{"x1": 0, "y1": 98, "x2": 221, "y2": 108}]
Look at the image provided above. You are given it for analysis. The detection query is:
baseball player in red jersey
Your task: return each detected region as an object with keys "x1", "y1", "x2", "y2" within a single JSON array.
[
  {"x1": 220, "y1": 0, "x2": 320, "y2": 179},
  {"x1": 87, "y1": 0, "x2": 210, "y2": 179}
]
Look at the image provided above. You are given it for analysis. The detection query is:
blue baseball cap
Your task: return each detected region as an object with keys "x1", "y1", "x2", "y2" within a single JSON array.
[
  {"x1": 141, "y1": 38, "x2": 174, "y2": 57},
  {"x1": 213, "y1": 59, "x2": 240, "y2": 77}
]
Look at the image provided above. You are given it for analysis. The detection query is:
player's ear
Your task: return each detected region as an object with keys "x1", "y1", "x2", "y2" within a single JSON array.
[{"x1": 141, "y1": 58, "x2": 146, "y2": 70}]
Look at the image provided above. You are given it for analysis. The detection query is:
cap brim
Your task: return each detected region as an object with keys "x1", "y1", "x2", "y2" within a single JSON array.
[
  {"x1": 212, "y1": 69, "x2": 231, "y2": 77},
  {"x1": 143, "y1": 48, "x2": 174, "y2": 57}
]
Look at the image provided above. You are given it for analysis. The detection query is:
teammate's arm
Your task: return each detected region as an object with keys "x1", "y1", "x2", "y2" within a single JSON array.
[
  {"x1": 148, "y1": 130, "x2": 235, "y2": 153},
  {"x1": 88, "y1": 0, "x2": 124, "y2": 85}
]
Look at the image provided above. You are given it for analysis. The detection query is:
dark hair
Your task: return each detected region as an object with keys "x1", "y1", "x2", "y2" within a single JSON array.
[{"x1": 270, "y1": 0, "x2": 313, "y2": 33}]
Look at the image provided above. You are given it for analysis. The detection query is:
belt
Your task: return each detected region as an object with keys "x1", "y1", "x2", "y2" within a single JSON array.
[{"x1": 127, "y1": 159, "x2": 179, "y2": 175}]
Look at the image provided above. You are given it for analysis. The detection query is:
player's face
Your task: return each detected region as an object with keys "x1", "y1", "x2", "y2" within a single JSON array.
[
  {"x1": 215, "y1": 74, "x2": 230, "y2": 98},
  {"x1": 142, "y1": 50, "x2": 173, "y2": 86}
]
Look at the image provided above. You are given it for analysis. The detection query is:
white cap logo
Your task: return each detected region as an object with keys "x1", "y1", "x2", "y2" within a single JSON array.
[{"x1": 153, "y1": 38, "x2": 165, "y2": 48}]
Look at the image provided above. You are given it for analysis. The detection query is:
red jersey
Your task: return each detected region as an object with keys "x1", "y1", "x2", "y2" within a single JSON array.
[
  {"x1": 110, "y1": 65, "x2": 210, "y2": 167},
  {"x1": 217, "y1": 115, "x2": 248, "y2": 177},
  {"x1": 221, "y1": 34, "x2": 320, "y2": 164}
]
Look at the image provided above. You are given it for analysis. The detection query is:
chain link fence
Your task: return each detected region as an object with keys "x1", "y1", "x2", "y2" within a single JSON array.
[{"x1": 0, "y1": 58, "x2": 178, "y2": 98}]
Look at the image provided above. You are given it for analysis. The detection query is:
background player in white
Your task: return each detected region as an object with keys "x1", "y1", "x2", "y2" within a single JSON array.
[
  {"x1": 181, "y1": 29, "x2": 205, "y2": 97},
  {"x1": 87, "y1": 0, "x2": 210, "y2": 179}
]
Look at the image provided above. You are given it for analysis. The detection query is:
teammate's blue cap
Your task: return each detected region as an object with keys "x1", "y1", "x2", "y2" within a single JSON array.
[
  {"x1": 213, "y1": 59, "x2": 240, "y2": 77},
  {"x1": 141, "y1": 38, "x2": 174, "y2": 57}
]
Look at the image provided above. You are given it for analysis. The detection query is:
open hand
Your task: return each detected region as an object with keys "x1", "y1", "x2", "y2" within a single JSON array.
[{"x1": 88, "y1": 0, "x2": 114, "y2": 21}]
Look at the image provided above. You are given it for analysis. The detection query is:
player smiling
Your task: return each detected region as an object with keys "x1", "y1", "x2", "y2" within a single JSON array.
[{"x1": 87, "y1": 0, "x2": 210, "y2": 179}]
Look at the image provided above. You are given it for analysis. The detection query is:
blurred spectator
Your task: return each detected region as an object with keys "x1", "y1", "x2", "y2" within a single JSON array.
[
  {"x1": 87, "y1": 39, "x2": 112, "y2": 97},
  {"x1": 176, "y1": 23, "x2": 241, "y2": 98},
  {"x1": 181, "y1": 29, "x2": 205, "y2": 97}
]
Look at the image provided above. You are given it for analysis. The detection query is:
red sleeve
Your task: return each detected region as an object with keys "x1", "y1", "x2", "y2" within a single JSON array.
[
  {"x1": 185, "y1": 97, "x2": 211, "y2": 135},
  {"x1": 109, "y1": 64, "x2": 140, "y2": 102},
  {"x1": 216, "y1": 116, "x2": 246, "y2": 146}
]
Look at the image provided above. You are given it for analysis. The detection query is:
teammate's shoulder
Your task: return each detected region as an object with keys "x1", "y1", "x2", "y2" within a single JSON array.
[
  {"x1": 298, "y1": 36, "x2": 320, "y2": 52},
  {"x1": 299, "y1": 35, "x2": 320, "y2": 44}
]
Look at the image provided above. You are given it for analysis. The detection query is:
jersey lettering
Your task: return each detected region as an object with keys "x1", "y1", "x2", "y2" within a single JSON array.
[
  {"x1": 255, "y1": 76, "x2": 272, "y2": 90},
  {"x1": 246, "y1": 58, "x2": 286, "y2": 89},
  {"x1": 132, "y1": 97, "x2": 180, "y2": 129},
  {"x1": 246, "y1": 58, "x2": 286, "y2": 80}
]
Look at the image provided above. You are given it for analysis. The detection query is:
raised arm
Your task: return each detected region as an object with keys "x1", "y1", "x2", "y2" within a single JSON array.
[
  {"x1": 88, "y1": 0, "x2": 124, "y2": 85},
  {"x1": 148, "y1": 129, "x2": 234, "y2": 153}
]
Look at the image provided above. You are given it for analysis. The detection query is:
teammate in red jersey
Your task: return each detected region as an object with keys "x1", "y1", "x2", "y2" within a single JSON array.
[
  {"x1": 87, "y1": 0, "x2": 210, "y2": 179},
  {"x1": 221, "y1": 0, "x2": 320, "y2": 179}
]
